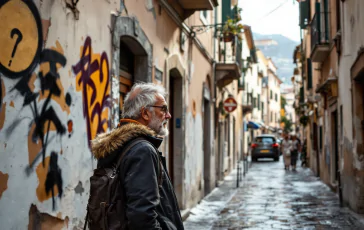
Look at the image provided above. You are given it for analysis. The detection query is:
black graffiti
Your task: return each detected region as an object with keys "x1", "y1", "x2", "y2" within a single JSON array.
[
  {"x1": 45, "y1": 152, "x2": 63, "y2": 211},
  {"x1": 5, "y1": 49, "x2": 68, "y2": 210},
  {"x1": 0, "y1": 0, "x2": 68, "y2": 210},
  {"x1": 8, "y1": 28, "x2": 23, "y2": 67}
]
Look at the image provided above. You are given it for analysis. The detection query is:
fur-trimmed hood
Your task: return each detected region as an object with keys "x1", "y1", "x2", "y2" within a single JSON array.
[{"x1": 91, "y1": 120, "x2": 161, "y2": 159}]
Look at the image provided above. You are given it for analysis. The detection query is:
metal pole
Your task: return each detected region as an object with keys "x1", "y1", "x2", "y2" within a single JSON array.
[{"x1": 236, "y1": 161, "x2": 239, "y2": 188}]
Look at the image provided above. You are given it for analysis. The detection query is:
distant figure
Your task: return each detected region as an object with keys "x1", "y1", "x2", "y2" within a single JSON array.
[
  {"x1": 290, "y1": 133, "x2": 301, "y2": 171},
  {"x1": 281, "y1": 133, "x2": 292, "y2": 170}
]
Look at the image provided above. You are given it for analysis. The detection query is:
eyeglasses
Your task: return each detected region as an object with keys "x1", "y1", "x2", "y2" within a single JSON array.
[{"x1": 147, "y1": 105, "x2": 169, "y2": 114}]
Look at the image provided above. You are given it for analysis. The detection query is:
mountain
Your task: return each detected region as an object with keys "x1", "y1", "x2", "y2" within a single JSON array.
[{"x1": 253, "y1": 33, "x2": 299, "y2": 85}]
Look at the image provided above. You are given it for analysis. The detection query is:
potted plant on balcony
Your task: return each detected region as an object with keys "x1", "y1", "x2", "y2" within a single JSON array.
[{"x1": 221, "y1": 5, "x2": 243, "y2": 42}]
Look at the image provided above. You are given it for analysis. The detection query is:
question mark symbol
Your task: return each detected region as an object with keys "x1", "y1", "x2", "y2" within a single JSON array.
[{"x1": 8, "y1": 28, "x2": 23, "y2": 67}]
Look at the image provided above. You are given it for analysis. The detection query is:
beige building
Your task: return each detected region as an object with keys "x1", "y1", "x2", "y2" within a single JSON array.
[
  {"x1": 0, "y1": 0, "x2": 251, "y2": 228},
  {"x1": 297, "y1": 0, "x2": 364, "y2": 214}
]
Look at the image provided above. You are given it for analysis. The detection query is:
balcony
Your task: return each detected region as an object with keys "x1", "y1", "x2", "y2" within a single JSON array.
[
  {"x1": 242, "y1": 92, "x2": 253, "y2": 115},
  {"x1": 178, "y1": 0, "x2": 217, "y2": 10},
  {"x1": 216, "y1": 37, "x2": 242, "y2": 88},
  {"x1": 310, "y1": 3, "x2": 330, "y2": 62},
  {"x1": 159, "y1": 0, "x2": 218, "y2": 20},
  {"x1": 315, "y1": 77, "x2": 338, "y2": 97}
]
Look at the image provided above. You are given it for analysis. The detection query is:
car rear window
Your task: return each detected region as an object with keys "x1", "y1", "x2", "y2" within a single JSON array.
[{"x1": 255, "y1": 137, "x2": 275, "y2": 143}]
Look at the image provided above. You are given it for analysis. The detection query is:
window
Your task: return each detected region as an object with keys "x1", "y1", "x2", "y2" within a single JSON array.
[
  {"x1": 270, "y1": 112, "x2": 273, "y2": 122},
  {"x1": 336, "y1": 0, "x2": 341, "y2": 31},
  {"x1": 257, "y1": 95, "x2": 260, "y2": 110},
  {"x1": 275, "y1": 93, "x2": 278, "y2": 102},
  {"x1": 200, "y1": 10, "x2": 210, "y2": 25},
  {"x1": 254, "y1": 136, "x2": 275, "y2": 144},
  {"x1": 307, "y1": 58, "x2": 313, "y2": 89},
  {"x1": 270, "y1": 90, "x2": 272, "y2": 99}
]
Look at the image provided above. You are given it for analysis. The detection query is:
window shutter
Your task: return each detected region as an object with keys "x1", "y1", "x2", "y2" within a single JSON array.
[
  {"x1": 307, "y1": 58, "x2": 313, "y2": 89},
  {"x1": 299, "y1": 86, "x2": 304, "y2": 103},
  {"x1": 299, "y1": 0, "x2": 310, "y2": 29},
  {"x1": 222, "y1": 0, "x2": 232, "y2": 23}
]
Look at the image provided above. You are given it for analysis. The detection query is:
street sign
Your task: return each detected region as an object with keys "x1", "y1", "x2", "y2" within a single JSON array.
[{"x1": 223, "y1": 97, "x2": 237, "y2": 113}]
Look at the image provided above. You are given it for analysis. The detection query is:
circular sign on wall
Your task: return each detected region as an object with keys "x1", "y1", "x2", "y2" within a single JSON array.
[
  {"x1": 0, "y1": 0, "x2": 43, "y2": 78},
  {"x1": 223, "y1": 97, "x2": 238, "y2": 113}
]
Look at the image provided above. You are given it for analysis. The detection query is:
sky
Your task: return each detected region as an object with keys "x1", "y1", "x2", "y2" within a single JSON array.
[{"x1": 239, "y1": 0, "x2": 301, "y2": 42}]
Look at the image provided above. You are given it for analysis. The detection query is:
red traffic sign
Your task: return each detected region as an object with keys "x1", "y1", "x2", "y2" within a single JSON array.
[{"x1": 223, "y1": 97, "x2": 237, "y2": 113}]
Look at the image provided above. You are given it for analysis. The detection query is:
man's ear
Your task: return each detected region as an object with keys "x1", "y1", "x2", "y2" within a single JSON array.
[{"x1": 141, "y1": 107, "x2": 151, "y2": 121}]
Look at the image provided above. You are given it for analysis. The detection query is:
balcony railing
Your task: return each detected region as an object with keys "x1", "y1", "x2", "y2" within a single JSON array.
[
  {"x1": 310, "y1": 3, "x2": 330, "y2": 62},
  {"x1": 215, "y1": 36, "x2": 242, "y2": 88},
  {"x1": 220, "y1": 37, "x2": 242, "y2": 66}
]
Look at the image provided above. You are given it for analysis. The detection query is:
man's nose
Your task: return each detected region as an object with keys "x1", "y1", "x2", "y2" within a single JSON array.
[{"x1": 166, "y1": 111, "x2": 172, "y2": 119}]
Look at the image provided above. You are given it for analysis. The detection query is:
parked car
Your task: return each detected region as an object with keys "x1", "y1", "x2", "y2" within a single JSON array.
[{"x1": 251, "y1": 134, "x2": 280, "y2": 162}]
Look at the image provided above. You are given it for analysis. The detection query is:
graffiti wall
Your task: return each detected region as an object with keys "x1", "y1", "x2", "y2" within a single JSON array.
[{"x1": 0, "y1": 0, "x2": 117, "y2": 228}]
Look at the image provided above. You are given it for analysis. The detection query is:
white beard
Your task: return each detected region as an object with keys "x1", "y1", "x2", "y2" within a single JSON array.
[{"x1": 149, "y1": 115, "x2": 169, "y2": 137}]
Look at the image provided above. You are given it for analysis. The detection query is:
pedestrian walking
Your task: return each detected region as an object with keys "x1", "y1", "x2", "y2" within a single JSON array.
[
  {"x1": 290, "y1": 133, "x2": 301, "y2": 171},
  {"x1": 85, "y1": 83, "x2": 184, "y2": 230},
  {"x1": 281, "y1": 133, "x2": 292, "y2": 170}
]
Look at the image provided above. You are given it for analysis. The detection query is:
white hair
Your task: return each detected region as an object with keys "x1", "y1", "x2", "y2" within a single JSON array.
[{"x1": 122, "y1": 82, "x2": 167, "y2": 119}]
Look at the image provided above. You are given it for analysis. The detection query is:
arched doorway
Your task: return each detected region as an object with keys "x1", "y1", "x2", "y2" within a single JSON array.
[
  {"x1": 119, "y1": 40, "x2": 134, "y2": 117},
  {"x1": 112, "y1": 16, "x2": 152, "y2": 125}
]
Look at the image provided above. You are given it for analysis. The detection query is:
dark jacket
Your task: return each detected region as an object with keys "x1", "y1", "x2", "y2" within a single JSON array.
[{"x1": 91, "y1": 120, "x2": 184, "y2": 230}]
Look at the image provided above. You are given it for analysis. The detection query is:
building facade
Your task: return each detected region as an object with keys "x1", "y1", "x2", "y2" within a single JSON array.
[
  {"x1": 0, "y1": 0, "x2": 252, "y2": 228},
  {"x1": 297, "y1": 0, "x2": 364, "y2": 214}
]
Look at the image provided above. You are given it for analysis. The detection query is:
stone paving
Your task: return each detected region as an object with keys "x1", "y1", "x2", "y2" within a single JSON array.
[{"x1": 184, "y1": 157, "x2": 364, "y2": 230}]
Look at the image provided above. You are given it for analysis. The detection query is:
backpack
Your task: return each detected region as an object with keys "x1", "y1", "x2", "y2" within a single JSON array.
[{"x1": 84, "y1": 138, "x2": 162, "y2": 230}]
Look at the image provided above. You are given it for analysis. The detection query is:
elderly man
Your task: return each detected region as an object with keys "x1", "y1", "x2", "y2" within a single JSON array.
[{"x1": 91, "y1": 83, "x2": 184, "y2": 229}]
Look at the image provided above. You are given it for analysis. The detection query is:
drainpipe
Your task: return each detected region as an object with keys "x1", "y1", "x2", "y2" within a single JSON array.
[{"x1": 213, "y1": 4, "x2": 219, "y2": 184}]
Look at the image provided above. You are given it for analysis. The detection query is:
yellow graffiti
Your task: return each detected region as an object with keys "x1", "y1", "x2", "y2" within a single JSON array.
[{"x1": 73, "y1": 37, "x2": 110, "y2": 145}]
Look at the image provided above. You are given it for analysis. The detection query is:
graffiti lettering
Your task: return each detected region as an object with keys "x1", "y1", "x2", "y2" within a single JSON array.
[
  {"x1": 1, "y1": 43, "x2": 70, "y2": 209},
  {"x1": 72, "y1": 37, "x2": 111, "y2": 148},
  {"x1": 0, "y1": 0, "x2": 71, "y2": 211}
]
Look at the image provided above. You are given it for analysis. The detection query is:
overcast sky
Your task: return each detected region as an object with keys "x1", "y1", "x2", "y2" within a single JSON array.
[{"x1": 239, "y1": 0, "x2": 300, "y2": 42}]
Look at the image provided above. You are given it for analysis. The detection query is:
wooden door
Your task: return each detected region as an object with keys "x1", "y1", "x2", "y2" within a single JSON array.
[{"x1": 119, "y1": 70, "x2": 133, "y2": 117}]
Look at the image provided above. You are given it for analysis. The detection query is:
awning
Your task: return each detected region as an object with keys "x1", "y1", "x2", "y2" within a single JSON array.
[
  {"x1": 247, "y1": 121, "x2": 261, "y2": 130},
  {"x1": 256, "y1": 121, "x2": 266, "y2": 129}
]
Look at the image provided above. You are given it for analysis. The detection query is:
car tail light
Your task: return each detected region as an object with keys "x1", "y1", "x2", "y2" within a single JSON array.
[
  {"x1": 272, "y1": 143, "x2": 279, "y2": 148},
  {"x1": 251, "y1": 143, "x2": 258, "y2": 148}
]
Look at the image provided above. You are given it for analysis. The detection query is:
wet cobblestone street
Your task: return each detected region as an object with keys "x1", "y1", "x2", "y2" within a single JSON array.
[{"x1": 184, "y1": 157, "x2": 364, "y2": 230}]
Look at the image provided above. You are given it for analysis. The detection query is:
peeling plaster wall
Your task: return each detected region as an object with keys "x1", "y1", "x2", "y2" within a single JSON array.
[
  {"x1": 184, "y1": 112, "x2": 204, "y2": 208},
  {"x1": 0, "y1": 0, "x2": 118, "y2": 228}
]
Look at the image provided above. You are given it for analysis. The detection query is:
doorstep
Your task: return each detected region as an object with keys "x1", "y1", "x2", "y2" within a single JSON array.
[{"x1": 180, "y1": 209, "x2": 190, "y2": 221}]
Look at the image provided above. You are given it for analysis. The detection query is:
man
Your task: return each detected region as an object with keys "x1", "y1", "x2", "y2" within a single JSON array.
[{"x1": 91, "y1": 83, "x2": 184, "y2": 229}]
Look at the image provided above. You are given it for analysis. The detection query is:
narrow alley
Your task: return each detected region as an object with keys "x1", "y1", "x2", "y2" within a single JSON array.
[{"x1": 184, "y1": 158, "x2": 364, "y2": 230}]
